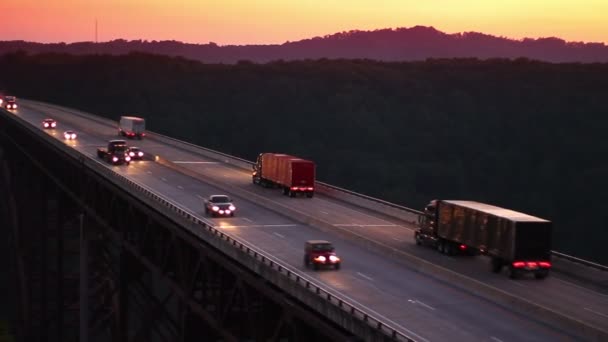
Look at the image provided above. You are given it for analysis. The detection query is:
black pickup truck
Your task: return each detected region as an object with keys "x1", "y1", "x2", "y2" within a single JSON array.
[{"x1": 97, "y1": 140, "x2": 131, "y2": 165}]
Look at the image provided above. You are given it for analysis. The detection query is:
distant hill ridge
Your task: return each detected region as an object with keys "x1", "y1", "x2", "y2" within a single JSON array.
[{"x1": 2, "y1": 26, "x2": 607, "y2": 63}]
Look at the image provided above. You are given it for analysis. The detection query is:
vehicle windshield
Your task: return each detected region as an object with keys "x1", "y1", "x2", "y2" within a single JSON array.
[
  {"x1": 210, "y1": 196, "x2": 231, "y2": 203},
  {"x1": 312, "y1": 244, "x2": 334, "y2": 252}
]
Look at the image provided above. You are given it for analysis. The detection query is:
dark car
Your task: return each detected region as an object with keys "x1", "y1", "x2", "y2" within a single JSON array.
[
  {"x1": 304, "y1": 240, "x2": 341, "y2": 270},
  {"x1": 127, "y1": 147, "x2": 144, "y2": 160},
  {"x1": 204, "y1": 195, "x2": 236, "y2": 217},
  {"x1": 42, "y1": 118, "x2": 57, "y2": 129}
]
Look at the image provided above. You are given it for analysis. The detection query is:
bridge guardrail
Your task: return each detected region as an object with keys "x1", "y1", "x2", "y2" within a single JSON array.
[
  {"x1": 22, "y1": 100, "x2": 607, "y2": 270},
  {"x1": 2, "y1": 107, "x2": 419, "y2": 342}
]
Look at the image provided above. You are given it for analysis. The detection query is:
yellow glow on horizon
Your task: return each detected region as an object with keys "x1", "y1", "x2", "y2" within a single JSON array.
[{"x1": 1, "y1": 1, "x2": 607, "y2": 45}]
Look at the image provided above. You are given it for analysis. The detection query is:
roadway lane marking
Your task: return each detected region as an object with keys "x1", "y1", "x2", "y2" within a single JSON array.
[
  {"x1": 356, "y1": 272, "x2": 373, "y2": 281},
  {"x1": 320, "y1": 211, "x2": 329, "y2": 215},
  {"x1": 161, "y1": 177, "x2": 167, "y2": 182},
  {"x1": 263, "y1": 224, "x2": 297, "y2": 228},
  {"x1": 490, "y1": 337, "x2": 504, "y2": 342},
  {"x1": 392, "y1": 237, "x2": 406, "y2": 242},
  {"x1": 408, "y1": 299, "x2": 435, "y2": 311},
  {"x1": 177, "y1": 185, "x2": 183, "y2": 189},
  {"x1": 242, "y1": 218, "x2": 253, "y2": 222},
  {"x1": 196, "y1": 194, "x2": 205, "y2": 200},
  {"x1": 334, "y1": 224, "x2": 398, "y2": 227},
  {"x1": 146, "y1": 171, "x2": 152, "y2": 174},
  {"x1": 584, "y1": 307, "x2": 608, "y2": 319},
  {"x1": 508, "y1": 280, "x2": 526, "y2": 288},
  {"x1": 173, "y1": 161, "x2": 219, "y2": 164},
  {"x1": 273, "y1": 232, "x2": 285, "y2": 239}
]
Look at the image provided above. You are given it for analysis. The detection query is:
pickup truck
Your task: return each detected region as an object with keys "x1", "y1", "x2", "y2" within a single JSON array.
[{"x1": 97, "y1": 140, "x2": 131, "y2": 165}]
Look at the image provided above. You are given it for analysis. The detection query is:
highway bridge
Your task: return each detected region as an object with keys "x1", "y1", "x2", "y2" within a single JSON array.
[{"x1": 1, "y1": 100, "x2": 607, "y2": 342}]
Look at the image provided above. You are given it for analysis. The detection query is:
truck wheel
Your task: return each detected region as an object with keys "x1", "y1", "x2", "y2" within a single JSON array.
[
  {"x1": 289, "y1": 190, "x2": 296, "y2": 198},
  {"x1": 437, "y1": 240, "x2": 444, "y2": 254},
  {"x1": 491, "y1": 258, "x2": 503, "y2": 273},
  {"x1": 313, "y1": 263, "x2": 319, "y2": 271},
  {"x1": 303, "y1": 255, "x2": 309, "y2": 267},
  {"x1": 508, "y1": 266, "x2": 519, "y2": 279},
  {"x1": 444, "y1": 242, "x2": 453, "y2": 256},
  {"x1": 306, "y1": 192, "x2": 314, "y2": 198},
  {"x1": 414, "y1": 233, "x2": 422, "y2": 245},
  {"x1": 282, "y1": 187, "x2": 288, "y2": 195}
]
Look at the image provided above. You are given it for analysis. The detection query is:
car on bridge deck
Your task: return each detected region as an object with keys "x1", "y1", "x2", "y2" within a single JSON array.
[
  {"x1": 127, "y1": 147, "x2": 144, "y2": 160},
  {"x1": 42, "y1": 118, "x2": 57, "y2": 129},
  {"x1": 63, "y1": 130, "x2": 77, "y2": 140},
  {"x1": 304, "y1": 240, "x2": 341, "y2": 270},
  {"x1": 5, "y1": 99, "x2": 17, "y2": 110},
  {"x1": 204, "y1": 195, "x2": 236, "y2": 217}
]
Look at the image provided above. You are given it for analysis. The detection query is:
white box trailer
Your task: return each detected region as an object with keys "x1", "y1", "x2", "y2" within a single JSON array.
[{"x1": 119, "y1": 116, "x2": 146, "y2": 139}]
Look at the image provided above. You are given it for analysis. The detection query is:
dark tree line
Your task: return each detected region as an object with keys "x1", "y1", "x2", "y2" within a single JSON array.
[{"x1": 1, "y1": 51, "x2": 607, "y2": 263}]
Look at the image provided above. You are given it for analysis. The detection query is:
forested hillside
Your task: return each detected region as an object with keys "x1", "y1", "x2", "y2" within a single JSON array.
[{"x1": 1, "y1": 52, "x2": 607, "y2": 263}]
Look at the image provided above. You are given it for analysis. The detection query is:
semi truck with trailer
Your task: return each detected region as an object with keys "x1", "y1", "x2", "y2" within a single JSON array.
[
  {"x1": 97, "y1": 140, "x2": 131, "y2": 165},
  {"x1": 252, "y1": 153, "x2": 315, "y2": 197},
  {"x1": 414, "y1": 200, "x2": 552, "y2": 279},
  {"x1": 119, "y1": 116, "x2": 146, "y2": 139}
]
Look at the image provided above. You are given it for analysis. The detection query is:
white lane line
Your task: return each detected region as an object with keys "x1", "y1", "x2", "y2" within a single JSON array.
[
  {"x1": 490, "y1": 337, "x2": 504, "y2": 342},
  {"x1": 161, "y1": 177, "x2": 167, "y2": 182},
  {"x1": 508, "y1": 280, "x2": 526, "y2": 288},
  {"x1": 273, "y1": 232, "x2": 285, "y2": 239},
  {"x1": 333, "y1": 223, "x2": 398, "y2": 227},
  {"x1": 407, "y1": 299, "x2": 435, "y2": 311},
  {"x1": 585, "y1": 307, "x2": 608, "y2": 319},
  {"x1": 177, "y1": 185, "x2": 183, "y2": 190},
  {"x1": 242, "y1": 218, "x2": 253, "y2": 222},
  {"x1": 262, "y1": 224, "x2": 297, "y2": 228},
  {"x1": 146, "y1": 171, "x2": 152, "y2": 174},
  {"x1": 392, "y1": 237, "x2": 406, "y2": 242},
  {"x1": 414, "y1": 300, "x2": 435, "y2": 311},
  {"x1": 553, "y1": 278, "x2": 608, "y2": 297},
  {"x1": 196, "y1": 194, "x2": 205, "y2": 200},
  {"x1": 173, "y1": 161, "x2": 219, "y2": 164},
  {"x1": 356, "y1": 272, "x2": 373, "y2": 281},
  {"x1": 320, "y1": 211, "x2": 329, "y2": 215}
]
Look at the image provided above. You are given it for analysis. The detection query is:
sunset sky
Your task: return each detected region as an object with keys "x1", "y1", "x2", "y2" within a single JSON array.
[{"x1": 1, "y1": 0, "x2": 607, "y2": 45}]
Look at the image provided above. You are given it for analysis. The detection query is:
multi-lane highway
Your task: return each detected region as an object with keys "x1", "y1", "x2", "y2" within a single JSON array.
[{"x1": 8, "y1": 100, "x2": 608, "y2": 341}]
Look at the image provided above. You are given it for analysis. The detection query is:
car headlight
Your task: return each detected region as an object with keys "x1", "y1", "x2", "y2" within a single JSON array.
[
  {"x1": 315, "y1": 256, "x2": 326, "y2": 262},
  {"x1": 51, "y1": 123, "x2": 56, "y2": 127},
  {"x1": 125, "y1": 156, "x2": 131, "y2": 162},
  {"x1": 212, "y1": 206, "x2": 219, "y2": 211},
  {"x1": 329, "y1": 255, "x2": 340, "y2": 262},
  {"x1": 112, "y1": 157, "x2": 119, "y2": 162},
  {"x1": 44, "y1": 123, "x2": 49, "y2": 127},
  {"x1": 138, "y1": 152, "x2": 143, "y2": 157},
  {"x1": 228, "y1": 205, "x2": 236, "y2": 211},
  {"x1": 129, "y1": 152, "x2": 135, "y2": 157}
]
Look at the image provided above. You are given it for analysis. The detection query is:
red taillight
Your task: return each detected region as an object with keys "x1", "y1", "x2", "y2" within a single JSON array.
[
  {"x1": 307, "y1": 187, "x2": 314, "y2": 191},
  {"x1": 512, "y1": 261, "x2": 526, "y2": 268},
  {"x1": 539, "y1": 261, "x2": 552, "y2": 268},
  {"x1": 290, "y1": 187, "x2": 298, "y2": 190},
  {"x1": 459, "y1": 244, "x2": 467, "y2": 250},
  {"x1": 527, "y1": 262, "x2": 538, "y2": 268}
]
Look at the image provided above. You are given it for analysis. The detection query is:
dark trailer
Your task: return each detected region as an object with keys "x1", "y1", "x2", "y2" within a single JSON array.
[{"x1": 438, "y1": 200, "x2": 552, "y2": 279}]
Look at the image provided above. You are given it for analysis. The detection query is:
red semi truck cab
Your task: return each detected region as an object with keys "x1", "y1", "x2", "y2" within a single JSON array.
[{"x1": 253, "y1": 153, "x2": 315, "y2": 197}]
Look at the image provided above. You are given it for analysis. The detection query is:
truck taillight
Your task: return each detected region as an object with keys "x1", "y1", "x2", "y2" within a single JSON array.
[
  {"x1": 512, "y1": 261, "x2": 526, "y2": 268},
  {"x1": 307, "y1": 187, "x2": 314, "y2": 191},
  {"x1": 459, "y1": 244, "x2": 467, "y2": 250},
  {"x1": 539, "y1": 261, "x2": 551, "y2": 268},
  {"x1": 291, "y1": 187, "x2": 298, "y2": 191}
]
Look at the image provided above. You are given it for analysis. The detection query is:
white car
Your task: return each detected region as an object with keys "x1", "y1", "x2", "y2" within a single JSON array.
[{"x1": 63, "y1": 130, "x2": 77, "y2": 140}]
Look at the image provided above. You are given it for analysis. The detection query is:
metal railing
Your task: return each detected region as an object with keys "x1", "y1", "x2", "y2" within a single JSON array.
[{"x1": 22, "y1": 100, "x2": 608, "y2": 271}]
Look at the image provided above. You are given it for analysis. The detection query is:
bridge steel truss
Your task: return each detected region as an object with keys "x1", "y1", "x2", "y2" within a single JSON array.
[{"x1": 0, "y1": 111, "x2": 370, "y2": 342}]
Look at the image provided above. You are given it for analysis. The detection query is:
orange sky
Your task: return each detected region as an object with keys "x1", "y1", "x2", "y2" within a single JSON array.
[{"x1": 1, "y1": 0, "x2": 607, "y2": 45}]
